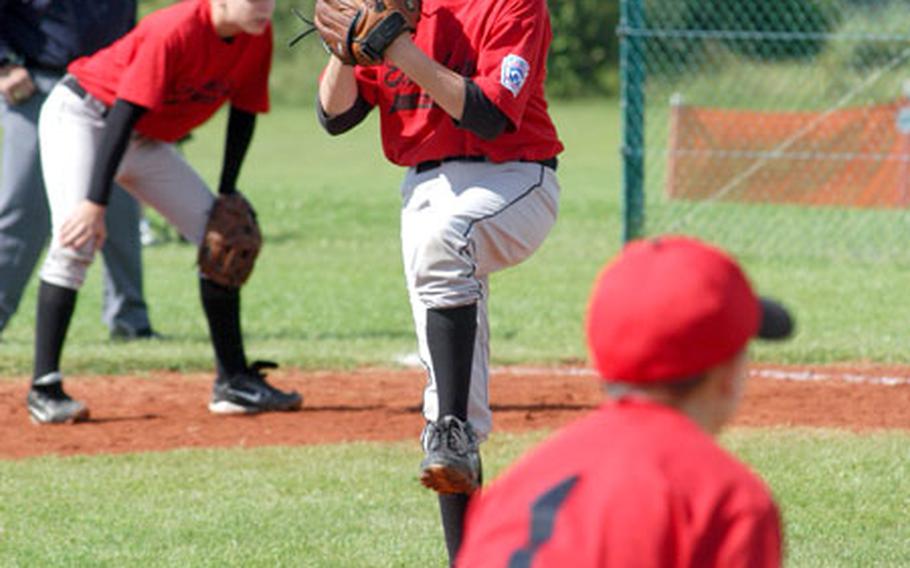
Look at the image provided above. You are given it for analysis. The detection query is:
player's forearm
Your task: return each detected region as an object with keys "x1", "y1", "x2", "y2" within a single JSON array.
[
  {"x1": 86, "y1": 99, "x2": 146, "y2": 205},
  {"x1": 385, "y1": 36, "x2": 466, "y2": 121},
  {"x1": 318, "y1": 56, "x2": 359, "y2": 117},
  {"x1": 219, "y1": 107, "x2": 256, "y2": 194}
]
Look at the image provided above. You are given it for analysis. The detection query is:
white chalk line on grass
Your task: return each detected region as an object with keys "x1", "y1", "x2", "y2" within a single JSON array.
[
  {"x1": 488, "y1": 366, "x2": 910, "y2": 387},
  {"x1": 750, "y1": 368, "x2": 910, "y2": 387},
  {"x1": 389, "y1": 353, "x2": 910, "y2": 386}
]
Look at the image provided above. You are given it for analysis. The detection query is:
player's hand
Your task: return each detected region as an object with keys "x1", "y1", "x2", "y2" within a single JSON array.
[
  {"x1": 60, "y1": 200, "x2": 107, "y2": 250},
  {"x1": 0, "y1": 65, "x2": 36, "y2": 106}
]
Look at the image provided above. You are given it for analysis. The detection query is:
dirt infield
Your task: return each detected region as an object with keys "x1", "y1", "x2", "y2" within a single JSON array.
[{"x1": 2, "y1": 363, "x2": 908, "y2": 459}]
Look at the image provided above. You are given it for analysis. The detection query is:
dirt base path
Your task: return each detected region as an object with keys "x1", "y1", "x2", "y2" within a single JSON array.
[{"x1": 2, "y1": 363, "x2": 908, "y2": 459}]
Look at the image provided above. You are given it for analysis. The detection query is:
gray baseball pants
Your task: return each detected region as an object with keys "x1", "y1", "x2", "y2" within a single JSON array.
[
  {"x1": 37, "y1": 82, "x2": 214, "y2": 290},
  {"x1": 401, "y1": 159, "x2": 560, "y2": 439}
]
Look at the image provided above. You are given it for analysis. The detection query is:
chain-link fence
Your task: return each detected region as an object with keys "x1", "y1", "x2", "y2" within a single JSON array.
[{"x1": 621, "y1": 0, "x2": 910, "y2": 265}]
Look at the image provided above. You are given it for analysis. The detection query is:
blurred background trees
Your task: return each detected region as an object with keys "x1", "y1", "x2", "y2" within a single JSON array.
[{"x1": 139, "y1": 0, "x2": 619, "y2": 102}]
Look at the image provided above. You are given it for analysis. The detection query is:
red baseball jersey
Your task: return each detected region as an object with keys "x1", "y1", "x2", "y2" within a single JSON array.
[
  {"x1": 68, "y1": 0, "x2": 271, "y2": 143},
  {"x1": 353, "y1": 0, "x2": 563, "y2": 166},
  {"x1": 458, "y1": 399, "x2": 783, "y2": 567}
]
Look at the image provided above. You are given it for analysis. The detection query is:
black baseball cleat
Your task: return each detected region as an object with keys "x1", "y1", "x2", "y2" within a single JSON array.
[
  {"x1": 419, "y1": 415, "x2": 482, "y2": 494},
  {"x1": 209, "y1": 361, "x2": 302, "y2": 415},
  {"x1": 26, "y1": 377, "x2": 90, "y2": 425}
]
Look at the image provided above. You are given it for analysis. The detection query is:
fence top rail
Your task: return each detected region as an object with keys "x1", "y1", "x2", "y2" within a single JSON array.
[{"x1": 617, "y1": 26, "x2": 910, "y2": 44}]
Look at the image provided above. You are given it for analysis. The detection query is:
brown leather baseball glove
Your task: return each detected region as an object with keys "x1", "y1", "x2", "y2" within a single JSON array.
[
  {"x1": 315, "y1": 0, "x2": 421, "y2": 66},
  {"x1": 198, "y1": 192, "x2": 262, "y2": 288}
]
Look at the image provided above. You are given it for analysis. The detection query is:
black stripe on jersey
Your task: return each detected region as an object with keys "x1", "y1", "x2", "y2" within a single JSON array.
[{"x1": 508, "y1": 474, "x2": 581, "y2": 568}]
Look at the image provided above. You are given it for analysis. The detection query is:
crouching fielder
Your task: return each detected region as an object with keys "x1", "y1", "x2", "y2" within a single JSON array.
[{"x1": 27, "y1": 0, "x2": 301, "y2": 424}]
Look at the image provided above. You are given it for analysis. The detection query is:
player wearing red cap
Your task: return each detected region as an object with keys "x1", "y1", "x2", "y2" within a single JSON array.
[
  {"x1": 457, "y1": 236, "x2": 793, "y2": 567},
  {"x1": 27, "y1": 0, "x2": 302, "y2": 424},
  {"x1": 315, "y1": 0, "x2": 562, "y2": 562}
]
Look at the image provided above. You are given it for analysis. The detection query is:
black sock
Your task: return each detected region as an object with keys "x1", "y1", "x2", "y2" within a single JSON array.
[
  {"x1": 32, "y1": 281, "x2": 78, "y2": 391},
  {"x1": 199, "y1": 278, "x2": 247, "y2": 378},
  {"x1": 438, "y1": 493, "x2": 470, "y2": 566},
  {"x1": 426, "y1": 304, "x2": 477, "y2": 422}
]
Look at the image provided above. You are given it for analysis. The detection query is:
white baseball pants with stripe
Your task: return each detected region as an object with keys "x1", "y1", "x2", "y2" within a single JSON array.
[
  {"x1": 37, "y1": 82, "x2": 214, "y2": 290},
  {"x1": 401, "y1": 160, "x2": 560, "y2": 440}
]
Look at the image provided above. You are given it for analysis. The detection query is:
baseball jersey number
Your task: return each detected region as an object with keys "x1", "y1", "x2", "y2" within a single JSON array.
[{"x1": 507, "y1": 474, "x2": 580, "y2": 568}]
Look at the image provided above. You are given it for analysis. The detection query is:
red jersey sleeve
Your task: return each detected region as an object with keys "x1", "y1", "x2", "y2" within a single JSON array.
[
  {"x1": 115, "y1": 28, "x2": 174, "y2": 110},
  {"x1": 354, "y1": 65, "x2": 381, "y2": 106},
  {"x1": 230, "y1": 30, "x2": 273, "y2": 114},
  {"x1": 471, "y1": 0, "x2": 549, "y2": 131}
]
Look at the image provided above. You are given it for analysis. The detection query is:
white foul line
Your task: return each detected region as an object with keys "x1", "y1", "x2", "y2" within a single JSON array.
[
  {"x1": 750, "y1": 368, "x2": 910, "y2": 387},
  {"x1": 489, "y1": 366, "x2": 910, "y2": 387}
]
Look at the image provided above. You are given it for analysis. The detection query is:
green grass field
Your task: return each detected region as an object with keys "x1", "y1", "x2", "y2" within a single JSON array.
[
  {"x1": 1, "y1": 99, "x2": 909, "y2": 565},
  {"x1": 0, "y1": 429, "x2": 907, "y2": 566}
]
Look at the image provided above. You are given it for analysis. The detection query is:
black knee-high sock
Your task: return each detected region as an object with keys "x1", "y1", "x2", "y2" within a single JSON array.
[
  {"x1": 426, "y1": 304, "x2": 477, "y2": 421},
  {"x1": 33, "y1": 281, "x2": 78, "y2": 388},
  {"x1": 199, "y1": 278, "x2": 247, "y2": 378},
  {"x1": 438, "y1": 493, "x2": 470, "y2": 566}
]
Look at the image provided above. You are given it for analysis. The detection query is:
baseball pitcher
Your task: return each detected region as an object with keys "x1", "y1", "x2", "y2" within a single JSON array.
[{"x1": 313, "y1": 0, "x2": 563, "y2": 561}]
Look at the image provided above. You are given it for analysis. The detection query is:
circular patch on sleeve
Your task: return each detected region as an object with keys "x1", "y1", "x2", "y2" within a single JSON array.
[{"x1": 500, "y1": 53, "x2": 530, "y2": 97}]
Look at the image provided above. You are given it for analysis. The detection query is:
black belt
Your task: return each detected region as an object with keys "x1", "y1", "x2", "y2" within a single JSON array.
[
  {"x1": 61, "y1": 75, "x2": 109, "y2": 117},
  {"x1": 415, "y1": 156, "x2": 558, "y2": 174},
  {"x1": 61, "y1": 74, "x2": 89, "y2": 98},
  {"x1": 24, "y1": 58, "x2": 67, "y2": 75}
]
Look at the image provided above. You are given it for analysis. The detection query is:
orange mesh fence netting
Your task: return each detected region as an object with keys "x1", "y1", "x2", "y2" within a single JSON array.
[{"x1": 666, "y1": 101, "x2": 910, "y2": 209}]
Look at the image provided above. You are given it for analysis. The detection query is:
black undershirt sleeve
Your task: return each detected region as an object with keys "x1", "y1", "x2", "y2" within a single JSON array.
[
  {"x1": 316, "y1": 93, "x2": 373, "y2": 136},
  {"x1": 86, "y1": 99, "x2": 147, "y2": 205},
  {"x1": 458, "y1": 79, "x2": 509, "y2": 140},
  {"x1": 315, "y1": 80, "x2": 506, "y2": 140},
  {"x1": 218, "y1": 106, "x2": 256, "y2": 195}
]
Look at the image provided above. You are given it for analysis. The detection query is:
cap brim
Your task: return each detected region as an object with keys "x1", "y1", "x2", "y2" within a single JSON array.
[{"x1": 758, "y1": 298, "x2": 793, "y2": 340}]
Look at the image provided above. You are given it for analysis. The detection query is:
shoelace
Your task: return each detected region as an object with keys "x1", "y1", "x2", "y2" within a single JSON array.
[
  {"x1": 427, "y1": 419, "x2": 476, "y2": 456},
  {"x1": 445, "y1": 423, "x2": 471, "y2": 455},
  {"x1": 288, "y1": 7, "x2": 317, "y2": 48}
]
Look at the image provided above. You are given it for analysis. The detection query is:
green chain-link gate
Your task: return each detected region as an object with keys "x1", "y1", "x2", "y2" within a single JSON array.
[{"x1": 621, "y1": 0, "x2": 910, "y2": 265}]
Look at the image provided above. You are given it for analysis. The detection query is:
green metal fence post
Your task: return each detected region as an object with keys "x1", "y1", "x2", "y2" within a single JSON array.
[{"x1": 620, "y1": 0, "x2": 645, "y2": 242}]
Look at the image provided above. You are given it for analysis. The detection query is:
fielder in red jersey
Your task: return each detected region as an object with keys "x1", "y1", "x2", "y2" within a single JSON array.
[
  {"x1": 316, "y1": 0, "x2": 562, "y2": 562},
  {"x1": 458, "y1": 236, "x2": 794, "y2": 567},
  {"x1": 69, "y1": 0, "x2": 270, "y2": 143},
  {"x1": 28, "y1": 0, "x2": 301, "y2": 424}
]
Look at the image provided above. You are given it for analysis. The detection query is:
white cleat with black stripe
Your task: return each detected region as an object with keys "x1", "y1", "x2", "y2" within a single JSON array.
[{"x1": 208, "y1": 361, "x2": 302, "y2": 415}]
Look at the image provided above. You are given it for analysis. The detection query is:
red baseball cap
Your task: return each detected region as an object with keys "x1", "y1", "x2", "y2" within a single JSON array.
[{"x1": 586, "y1": 236, "x2": 793, "y2": 384}]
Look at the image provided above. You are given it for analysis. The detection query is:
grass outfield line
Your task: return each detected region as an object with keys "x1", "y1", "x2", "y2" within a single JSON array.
[{"x1": 0, "y1": 428, "x2": 906, "y2": 566}]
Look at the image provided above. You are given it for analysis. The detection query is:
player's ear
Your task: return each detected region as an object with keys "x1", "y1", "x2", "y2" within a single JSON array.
[
  {"x1": 708, "y1": 348, "x2": 749, "y2": 399},
  {"x1": 717, "y1": 349, "x2": 750, "y2": 418}
]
